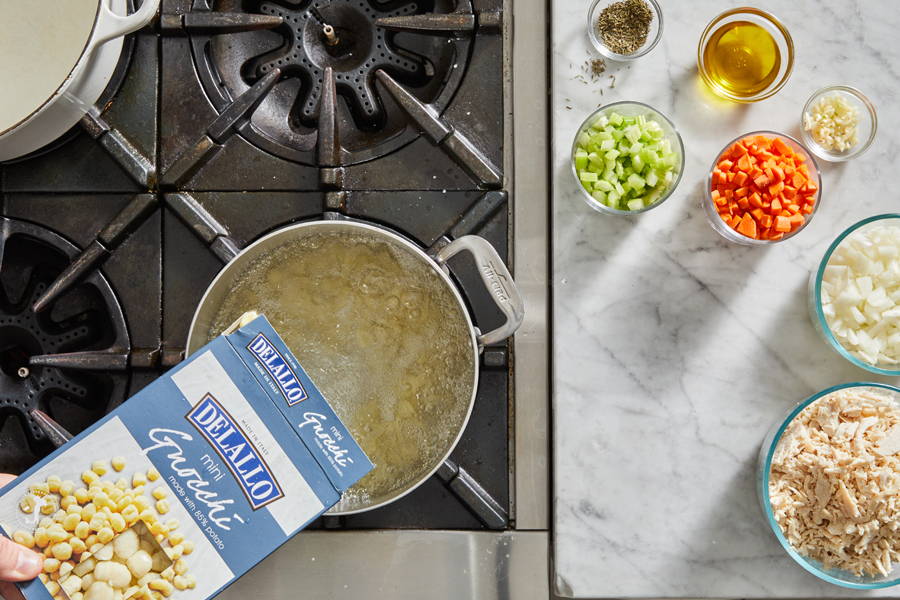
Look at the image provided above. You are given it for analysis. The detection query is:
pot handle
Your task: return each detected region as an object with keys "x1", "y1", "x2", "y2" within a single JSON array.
[
  {"x1": 435, "y1": 236, "x2": 525, "y2": 348},
  {"x1": 90, "y1": 0, "x2": 160, "y2": 47}
]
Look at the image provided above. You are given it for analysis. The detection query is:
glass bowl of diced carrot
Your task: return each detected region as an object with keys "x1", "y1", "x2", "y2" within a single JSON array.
[{"x1": 704, "y1": 131, "x2": 821, "y2": 245}]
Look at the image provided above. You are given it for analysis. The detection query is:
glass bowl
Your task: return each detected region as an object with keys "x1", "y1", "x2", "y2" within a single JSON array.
[
  {"x1": 703, "y1": 131, "x2": 821, "y2": 245},
  {"x1": 570, "y1": 101, "x2": 684, "y2": 216},
  {"x1": 697, "y1": 7, "x2": 794, "y2": 102},
  {"x1": 587, "y1": 0, "x2": 662, "y2": 61},
  {"x1": 757, "y1": 382, "x2": 900, "y2": 588},
  {"x1": 800, "y1": 86, "x2": 877, "y2": 162},
  {"x1": 808, "y1": 214, "x2": 900, "y2": 375}
]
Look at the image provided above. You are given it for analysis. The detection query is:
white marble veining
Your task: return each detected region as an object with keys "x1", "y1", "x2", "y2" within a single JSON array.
[{"x1": 552, "y1": 1, "x2": 900, "y2": 597}]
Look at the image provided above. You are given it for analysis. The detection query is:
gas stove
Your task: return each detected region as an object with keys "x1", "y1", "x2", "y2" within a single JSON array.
[{"x1": 1, "y1": 0, "x2": 548, "y2": 597}]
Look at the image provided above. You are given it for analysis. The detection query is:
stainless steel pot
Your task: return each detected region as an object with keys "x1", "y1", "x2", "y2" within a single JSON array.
[{"x1": 186, "y1": 220, "x2": 524, "y2": 517}]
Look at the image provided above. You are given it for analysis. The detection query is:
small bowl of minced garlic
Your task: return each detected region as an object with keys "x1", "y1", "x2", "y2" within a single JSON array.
[{"x1": 800, "y1": 85, "x2": 877, "y2": 162}]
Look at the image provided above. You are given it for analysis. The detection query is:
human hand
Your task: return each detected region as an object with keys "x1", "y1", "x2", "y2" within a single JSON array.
[{"x1": 0, "y1": 474, "x2": 42, "y2": 599}]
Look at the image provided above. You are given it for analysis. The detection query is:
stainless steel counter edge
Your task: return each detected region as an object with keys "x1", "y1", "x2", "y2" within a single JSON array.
[
  {"x1": 511, "y1": 0, "x2": 550, "y2": 534},
  {"x1": 218, "y1": 531, "x2": 550, "y2": 600}
]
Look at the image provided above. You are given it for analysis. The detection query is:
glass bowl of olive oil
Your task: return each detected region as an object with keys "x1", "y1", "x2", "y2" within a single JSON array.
[{"x1": 697, "y1": 7, "x2": 794, "y2": 103}]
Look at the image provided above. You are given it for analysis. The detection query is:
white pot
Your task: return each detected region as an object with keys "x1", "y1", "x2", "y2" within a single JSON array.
[{"x1": 0, "y1": 0, "x2": 159, "y2": 162}]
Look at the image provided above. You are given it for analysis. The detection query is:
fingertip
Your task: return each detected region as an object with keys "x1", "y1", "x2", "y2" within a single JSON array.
[{"x1": 16, "y1": 547, "x2": 43, "y2": 579}]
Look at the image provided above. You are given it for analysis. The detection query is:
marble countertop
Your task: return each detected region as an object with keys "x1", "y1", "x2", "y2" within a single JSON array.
[{"x1": 551, "y1": 1, "x2": 900, "y2": 597}]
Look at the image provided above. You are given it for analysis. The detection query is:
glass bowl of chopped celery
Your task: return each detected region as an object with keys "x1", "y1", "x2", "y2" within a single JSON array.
[
  {"x1": 809, "y1": 214, "x2": 900, "y2": 375},
  {"x1": 704, "y1": 131, "x2": 822, "y2": 245},
  {"x1": 571, "y1": 101, "x2": 684, "y2": 215},
  {"x1": 800, "y1": 86, "x2": 877, "y2": 162},
  {"x1": 758, "y1": 382, "x2": 900, "y2": 588}
]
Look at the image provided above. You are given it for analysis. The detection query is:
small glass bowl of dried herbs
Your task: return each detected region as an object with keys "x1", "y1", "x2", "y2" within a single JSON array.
[{"x1": 587, "y1": 0, "x2": 662, "y2": 61}]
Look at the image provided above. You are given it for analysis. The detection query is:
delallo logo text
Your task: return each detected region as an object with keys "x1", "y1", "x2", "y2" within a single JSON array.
[
  {"x1": 186, "y1": 394, "x2": 283, "y2": 510},
  {"x1": 247, "y1": 333, "x2": 309, "y2": 406}
]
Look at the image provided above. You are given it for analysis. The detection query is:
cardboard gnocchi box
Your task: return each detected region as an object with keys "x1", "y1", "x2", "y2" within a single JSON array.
[{"x1": 0, "y1": 315, "x2": 372, "y2": 600}]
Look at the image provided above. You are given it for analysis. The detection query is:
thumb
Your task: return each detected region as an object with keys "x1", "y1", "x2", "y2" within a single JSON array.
[{"x1": 0, "y1": 535, "x2": 42, "y2": 581}]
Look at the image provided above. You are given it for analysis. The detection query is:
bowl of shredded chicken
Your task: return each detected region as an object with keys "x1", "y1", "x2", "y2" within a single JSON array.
[{"x1": 759, "y1": 383, "x2": 900, "y2": 588}]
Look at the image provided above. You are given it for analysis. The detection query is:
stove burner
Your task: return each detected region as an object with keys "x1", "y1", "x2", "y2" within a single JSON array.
[
  {"x1": 191, "y1": 0, "x2": 472, "y2": 165},
  {"x1": 0, "y1": 219, "x2": 129, "y2": 473},
  {"x1": 252, "y1": 0, "x2": 426, "y2": 125}
]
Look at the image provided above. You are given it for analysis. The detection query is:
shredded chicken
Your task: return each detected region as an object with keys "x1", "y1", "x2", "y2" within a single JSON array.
[{"x1": 769, "y1": 387, "x2": 900, "y2": 577}]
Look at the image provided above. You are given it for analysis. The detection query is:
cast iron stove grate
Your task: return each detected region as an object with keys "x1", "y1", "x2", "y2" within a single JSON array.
[{"x1": 0, "y1": 218, "x2": 130, "y2": 473}]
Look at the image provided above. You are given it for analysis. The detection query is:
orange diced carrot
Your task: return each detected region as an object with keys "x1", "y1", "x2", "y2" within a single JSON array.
[
  {"x1": 736, "y1": 154, "x2": 751, "y2": 171},
  {"x1": 749, "y1": 193, "x2": 764, "y2": 209},
  {"x1": 801, "y1": 203, "x2": 814, "y2": 214},
  {"x1": 774, "y1": 216, "x2": 792, "y2": 232},
  {"x1": 761, "y1": 214, "x2": 774, "y2": 229},
  {"x1": 737, "y1": 197, "x2": 750, "y2": 210},
  {"x1": 772, "y1": 137, "x2": 792, "y2": 155},
  {"x1": 772, "y1": 166, "x2": 784, "y2": 182},
  {"x1": 769, "y1": 181, "x2": 784, "y2": 196},
  {"x1": 787, "y1": 204, "x2": 801, "y2": 213},
  {"x1": 717, "y1": 159, "x2": 734, "y2": 172},
  {"x1": 736, "y1": 213, "x2": 758, "y2": 238},
  {"x1": 770, "y1": 198, "x2": 782, "y2": 212},
  {"x1": 792, "y1": 173, "x2": 805, "y2": 188},
  {"x1": 735, "y1": 186, "x2": 750, "y2": 198},
  {"x1": 754, "y1": 175, "x2": 770, "y2": 189},
  {"x1": 733, "y1": 171, "x2": 749, "y2": 186},
  {"x1": 751, "y1": 208, "x2": 765, "y2": 222},
  {"x1": 782, "y1": 185, "x2": 797, "y2": 199},
  {"x1": 789, "y1": 213, "x2": 805, "y2": 227}
]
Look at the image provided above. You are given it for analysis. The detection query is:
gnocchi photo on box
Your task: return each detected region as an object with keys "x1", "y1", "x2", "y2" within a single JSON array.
[{"x1": 0, "y1": 314, "x2": 372, "y2": 600}]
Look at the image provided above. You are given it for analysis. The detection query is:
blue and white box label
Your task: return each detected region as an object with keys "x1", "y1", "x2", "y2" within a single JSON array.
[{"x1": 0, "y1": 315, "x2": 372, "y2": 600}]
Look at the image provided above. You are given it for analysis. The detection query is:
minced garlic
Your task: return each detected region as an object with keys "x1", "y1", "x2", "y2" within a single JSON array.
[{"x1": 802, "y1": 93, "x2": 860, "y2": 153}]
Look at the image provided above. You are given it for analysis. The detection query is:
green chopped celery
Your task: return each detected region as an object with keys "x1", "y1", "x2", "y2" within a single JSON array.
[
  {"x1": 574, "y1": 150, "x2": 588, "y2": 170},
  {"x1": 573, "y1": 109, "x2": 678, "y2": 211},
  {"x1": 625, "y1": 125, "x2": 641, "y2": 144},
  {"x1": 631, "y1": 153, "x2": 645, "y2": 172},
  {"x1": 627, "y1": 173, "x2": 646, "y2": 190}
]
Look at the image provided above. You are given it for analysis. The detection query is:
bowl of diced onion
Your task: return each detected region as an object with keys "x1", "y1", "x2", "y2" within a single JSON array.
[
  {"x1": 810, "y1": 214, "x2": 900, "y2": 375},
  {"x1": 800, "y1": 86, "x2": 877, "y2": 162},
  {"x1": 571, "y1": 101, "x2": 684, "y2": 215}
]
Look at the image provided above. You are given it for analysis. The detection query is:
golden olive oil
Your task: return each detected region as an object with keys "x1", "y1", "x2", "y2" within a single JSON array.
[{"x1": 702, "y1": 21, "x2": 780, "y2": 97}]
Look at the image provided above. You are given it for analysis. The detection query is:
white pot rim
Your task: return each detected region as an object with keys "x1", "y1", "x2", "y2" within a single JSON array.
[{"x1": 0, "y1": 0, "x2": 101, "y2": 137}]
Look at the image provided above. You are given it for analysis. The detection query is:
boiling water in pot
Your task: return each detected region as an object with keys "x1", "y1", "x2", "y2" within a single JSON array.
[{"x1": 208, "y1": 231, "x2": 475, "y2": 507}]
